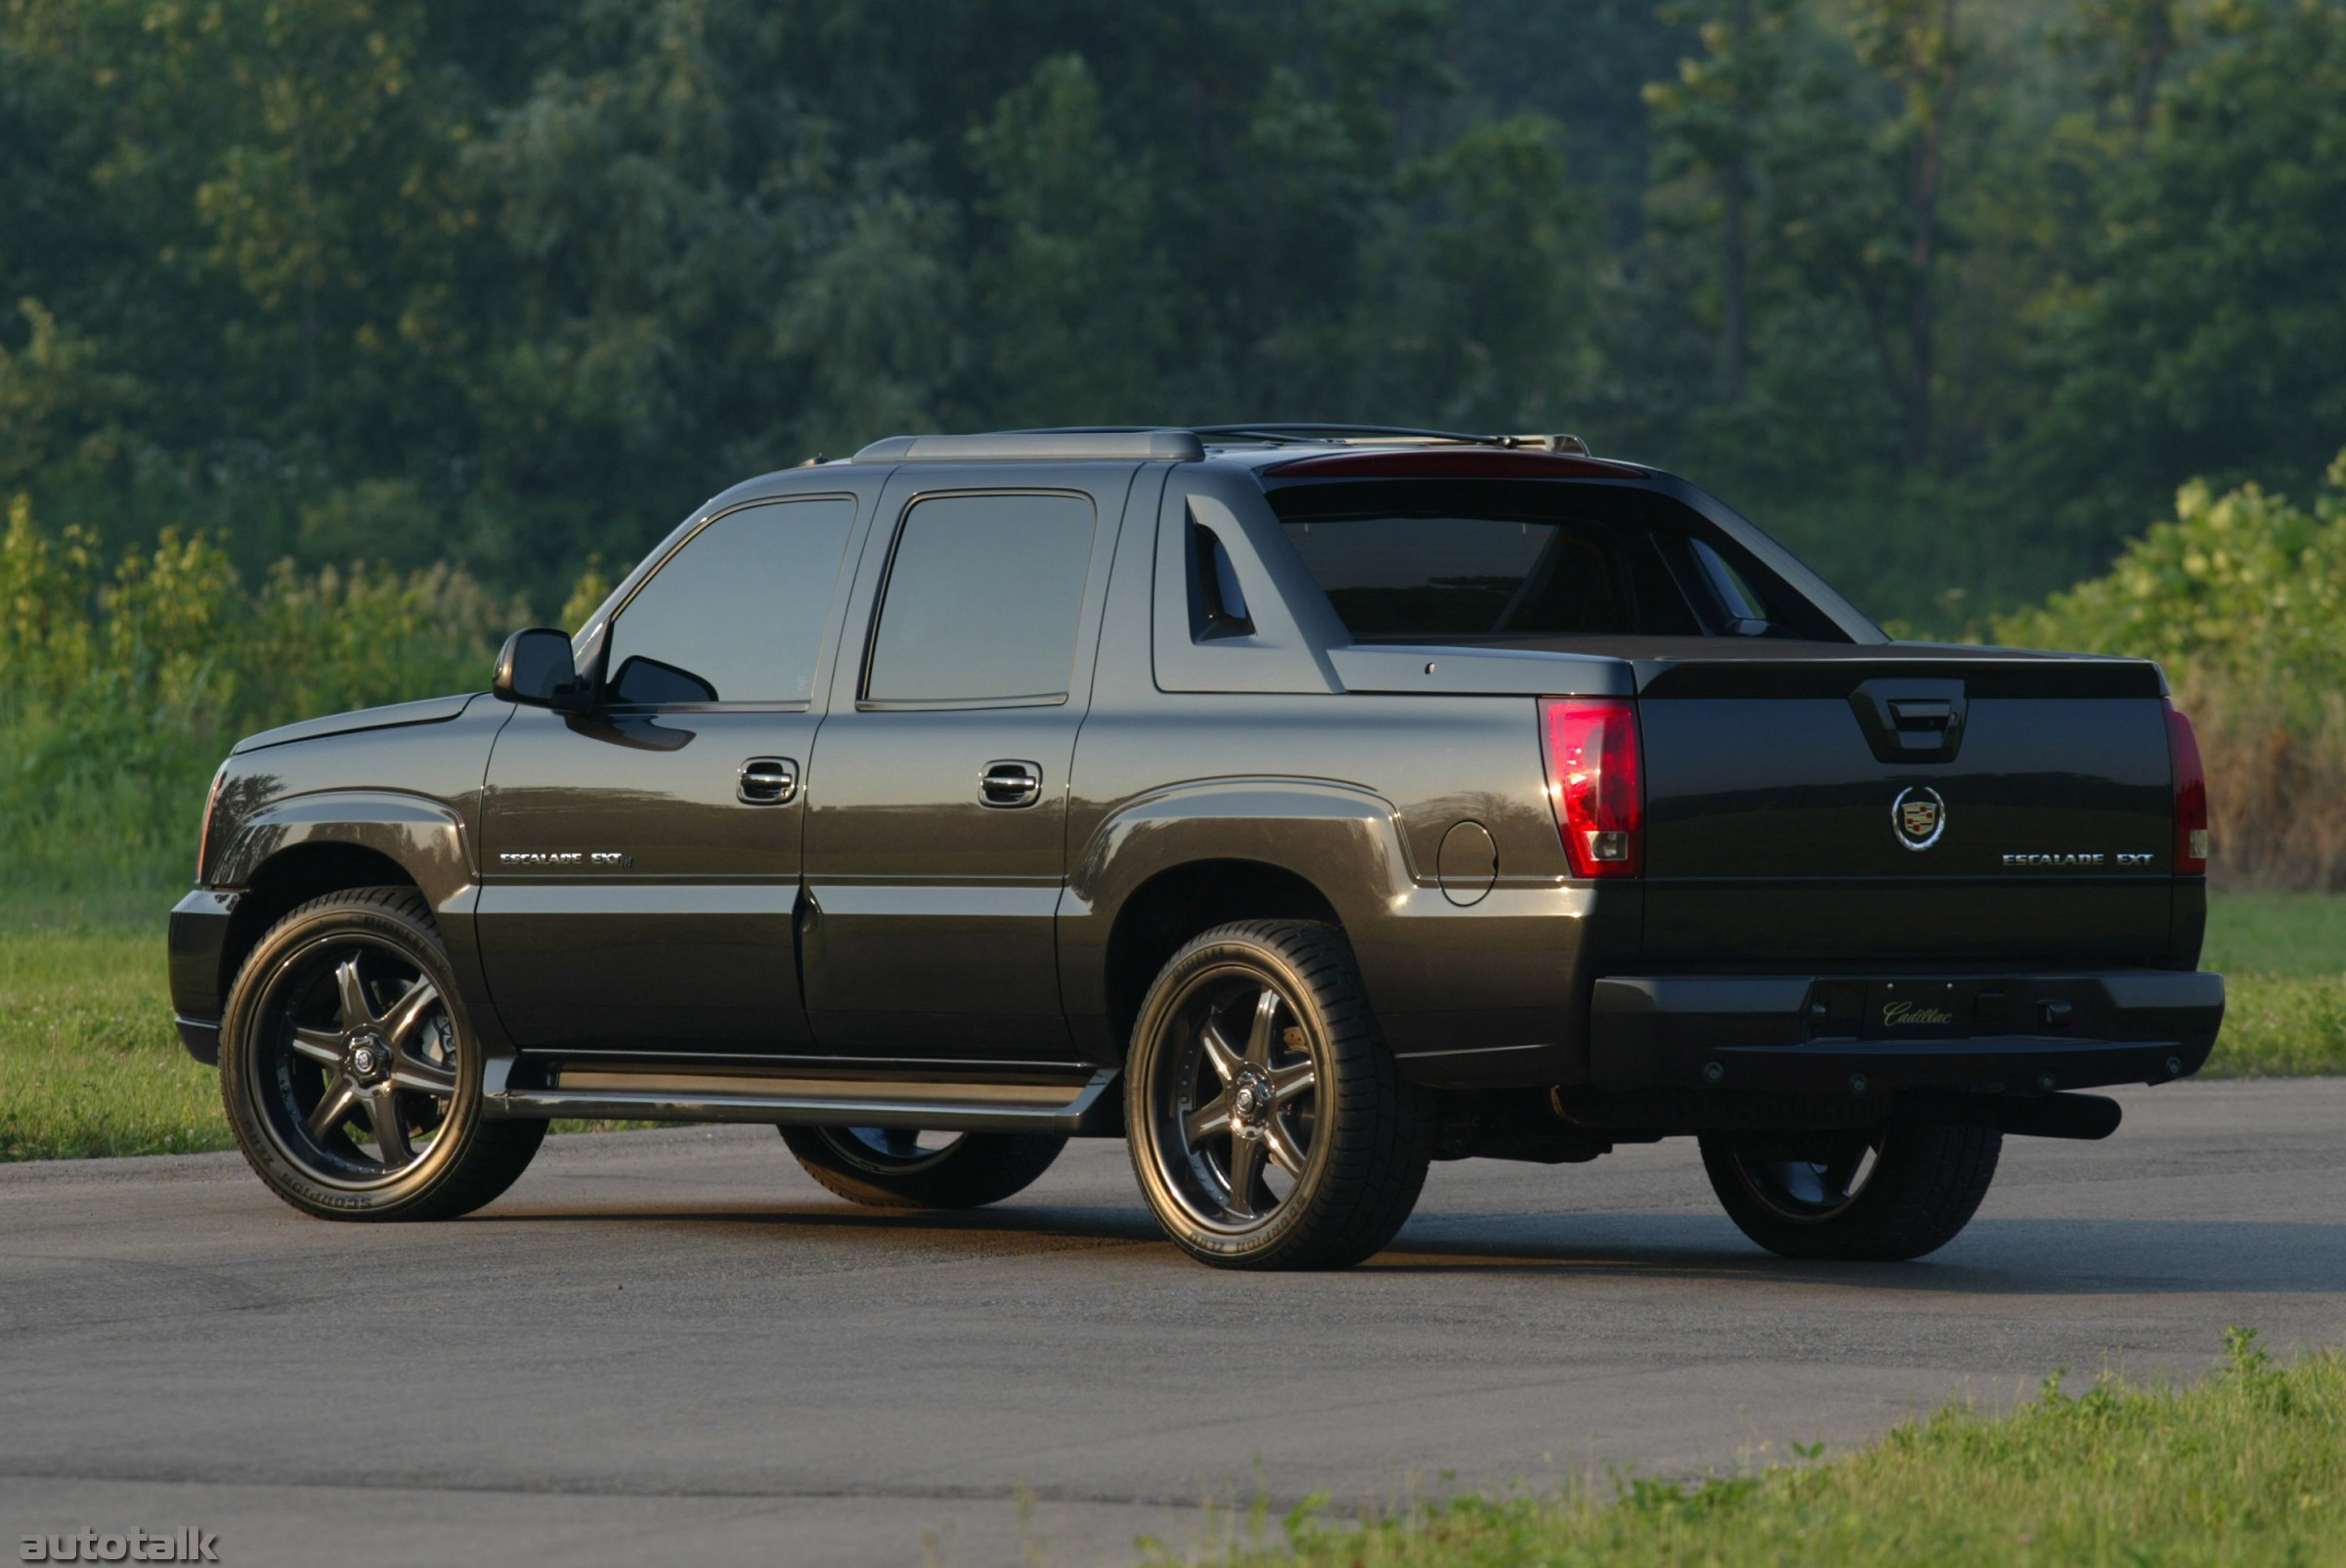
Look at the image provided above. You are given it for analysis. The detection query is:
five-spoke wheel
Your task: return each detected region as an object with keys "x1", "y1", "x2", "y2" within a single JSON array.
[
  {"x1": 1126, "y1": 920, "x2": 1430, "y2": 1269},
  {"x1": 1148, "y1": 972, "x2": 1323, "y2": 1230},
  {"x1": 220, "y1": 887, "x2": 544, "y2": 1220},
  {"x1": 271, "y1": 944, "x2": 458, "y2": 1179}
]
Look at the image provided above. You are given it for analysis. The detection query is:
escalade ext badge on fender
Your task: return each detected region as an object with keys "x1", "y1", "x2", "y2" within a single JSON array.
[{"x1": 168, "y1": 424, "x2": 2224, "y2": 1270}]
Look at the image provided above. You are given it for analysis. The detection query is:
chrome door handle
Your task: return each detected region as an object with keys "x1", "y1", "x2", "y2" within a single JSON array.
[
  {"x1": 979, "y1": 761, "x2": 1041, "y2": 808},
  {"x1": 738, "y1": 757, "x2": 799, "y2": 806}
]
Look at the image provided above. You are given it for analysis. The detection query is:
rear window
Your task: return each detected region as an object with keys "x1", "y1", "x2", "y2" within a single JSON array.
[{"x1": 1267, "y1": 479, "x2": 1838, "y2": 641}]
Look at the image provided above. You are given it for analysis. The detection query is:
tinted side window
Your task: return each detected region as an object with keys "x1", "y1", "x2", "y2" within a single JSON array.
[
  {"x1": 605, "y1": 498, "x2": 855, "y2": 705},
  {"x1": 865, "y1": 493, "x2": 1095, "y2": 704}
]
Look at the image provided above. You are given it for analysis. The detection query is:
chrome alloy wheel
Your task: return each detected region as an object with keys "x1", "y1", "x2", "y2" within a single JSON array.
[
  {"x1": 1145, "y1": 968, "x2": 1323, "y2": 1232},
  {"x1": 245, "y1": 935, "x2": 460, "y2": 1187},
  {"x1": 1729, "y1": 1130, "x2": 1885, "y2": 1222}
]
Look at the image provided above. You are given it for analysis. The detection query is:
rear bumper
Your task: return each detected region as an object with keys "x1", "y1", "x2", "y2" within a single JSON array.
[
  {"x1": 1589, "y1": 971, "x2": 2223, "y2": 1096},
  {"x1": 168, "y1": 889, "x2": 238, "y2": 1066}
]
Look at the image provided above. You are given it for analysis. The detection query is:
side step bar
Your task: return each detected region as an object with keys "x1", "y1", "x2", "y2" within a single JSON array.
[{"x1": 487, "y1": 1067, "x2": 1121, "y2": 1136}]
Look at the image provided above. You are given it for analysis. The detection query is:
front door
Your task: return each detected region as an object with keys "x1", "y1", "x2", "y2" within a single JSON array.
[
  {"x1": 801, "y1": 477, "x2": 1128, "y2": 1065},
  {"x1": 476, "y1": 495, "x2": 862, "y2": 1055}
]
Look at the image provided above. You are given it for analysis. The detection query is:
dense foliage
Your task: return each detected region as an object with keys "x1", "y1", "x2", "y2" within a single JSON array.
[
  {"x1": 1995, "y1": 457, "x2": 2346, "y2": 888},
  {"x1": 1994, "y1": 454, "x2": 2346, "y2": 694},
  {"x1": 2, "y1": 0, "x2": 2344, "y2": 623},
  {"x1": 0, "y1": 497, "x2": 537, "y2": 885}
]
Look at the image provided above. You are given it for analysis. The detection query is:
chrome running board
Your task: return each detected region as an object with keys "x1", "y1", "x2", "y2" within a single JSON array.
[{"x1": 487, "y1": 1067, "x2": 1120, "y2": 1135}]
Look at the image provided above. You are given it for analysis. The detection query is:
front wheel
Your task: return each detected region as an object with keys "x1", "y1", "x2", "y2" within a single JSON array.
[
  {"x1": 219, "y1": 887, "x2": 544, "y2": 1221},
  {"x1": 1125, "y1": 920, "x2": 1432, "y2": 1270},
  {"x1": 1699, "y1": 1122, "x2": 2001, "y2": 1261}
]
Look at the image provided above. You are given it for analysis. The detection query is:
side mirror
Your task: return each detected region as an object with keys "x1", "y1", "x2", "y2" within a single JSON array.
[{"x1": 493, "y1": 628, "x2": 585, "y2": 708}]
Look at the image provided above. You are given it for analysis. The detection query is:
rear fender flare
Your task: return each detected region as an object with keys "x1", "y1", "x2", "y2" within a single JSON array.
[{"x1": 1060, "y1": 778, "x2": 1417, "y2": 1023}]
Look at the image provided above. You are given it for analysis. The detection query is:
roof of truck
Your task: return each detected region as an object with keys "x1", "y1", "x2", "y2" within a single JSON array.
[{"x1": 838, "y1": 425, "x2": 1660, "y2": 481}]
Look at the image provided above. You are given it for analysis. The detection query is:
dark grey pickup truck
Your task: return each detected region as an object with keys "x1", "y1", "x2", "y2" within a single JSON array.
[{"x1": 168, "y1": 425, "x2": 2223, "y2": 1269}]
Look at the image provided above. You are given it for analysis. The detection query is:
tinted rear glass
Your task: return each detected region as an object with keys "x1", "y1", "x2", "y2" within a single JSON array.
[
  {"x1": 1282, "y1": 515, "x2": 1648, "y2": 636},
  {"x1": 1268, "y1": 479, "x2": 1837, "y2": 641}
]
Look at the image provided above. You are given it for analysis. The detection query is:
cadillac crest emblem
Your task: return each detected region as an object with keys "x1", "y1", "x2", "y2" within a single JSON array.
[{"x1": 1891, "y1": 785, "x2": 1947, "y2": 850}]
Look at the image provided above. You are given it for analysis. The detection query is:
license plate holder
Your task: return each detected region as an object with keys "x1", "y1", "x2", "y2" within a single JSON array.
[{"x1": 1862, "y1": 980, "x2": 1965, "y2": 1039}]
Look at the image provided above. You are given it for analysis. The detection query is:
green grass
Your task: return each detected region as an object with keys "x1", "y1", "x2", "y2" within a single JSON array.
[
  {"x1": 1176, "y1": 1330, "x2": 2346, "y2": 1568},
  {"x1": 0, "y1": 925, "x2": 225, "y2": 1160},
  {"x1": 2197, "y1": 892, "x2": 2346, "y2": 1078},
  {"x1": 2200, "y1": 892, "x2": 2346, "y2": 979},
  {"x1": 0, "y1": 891, "x2": 2340, "y2": 1161}
]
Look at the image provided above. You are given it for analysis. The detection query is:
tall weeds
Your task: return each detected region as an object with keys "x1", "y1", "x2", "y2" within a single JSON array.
[{"x1": 0, "y1": 496, "x2": 531, "y2": 891}]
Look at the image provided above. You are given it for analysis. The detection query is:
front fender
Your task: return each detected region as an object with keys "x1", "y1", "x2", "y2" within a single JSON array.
[
  {"x1": 214, "y1": 790, "x2": 475, "y2": 908},
  {"x1": 193, "y1": 788, "x2": 514, "y2": 1086}
]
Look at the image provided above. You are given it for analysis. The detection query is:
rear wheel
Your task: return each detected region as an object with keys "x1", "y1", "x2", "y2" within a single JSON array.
[
  {"x1": 779, "y1": 1125, "x2": 1065, "y2": 1209},
  {"x1": 219, "y1": 887, "x2": 544, "y2": 1221},
  {"x1": 1699, "y1": 1122, "x2": 2001, "y2": 1261},
  {"x1": 1125, "y1": 920, "x2": 1432, "y2": 1270}
]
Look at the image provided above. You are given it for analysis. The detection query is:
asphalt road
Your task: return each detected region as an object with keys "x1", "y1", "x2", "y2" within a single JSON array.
[{"x1": 4, "y1": 1078, "x2": 2343, "y2": 1568}]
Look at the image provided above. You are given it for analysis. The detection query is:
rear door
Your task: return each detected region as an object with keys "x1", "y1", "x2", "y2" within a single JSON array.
[
  {"x1": 800, "y1": 468, "x2": 1132, "y2": 1065},
  {"x1": 476, "y1": 494, "x2": 863, "y2": 1054}
]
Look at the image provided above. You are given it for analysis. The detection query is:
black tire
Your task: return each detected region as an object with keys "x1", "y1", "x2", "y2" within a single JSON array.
[
  {"x1": 1125, "y1": 920, "x2": 1432, "y2": 1270},
  {"x1": 1699, "y1": 1121, "x2": 2002, "y2": 1261},
  {"x1": 779, "y1": 1125, "x2": 1066, "y2": 1209},
  {"x1": 219, "y1": 886, "x2": 545, "y2": 1221}
]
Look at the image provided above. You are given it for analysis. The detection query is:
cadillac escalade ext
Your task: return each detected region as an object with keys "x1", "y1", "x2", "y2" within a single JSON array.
[{"x1": 167, "y1": 425, "x2": 2225, "y2": 1269}]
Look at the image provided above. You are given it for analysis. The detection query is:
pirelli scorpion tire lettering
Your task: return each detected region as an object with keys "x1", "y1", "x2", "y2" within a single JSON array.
[
  {"x1": 1125, "y1": 919, "x2": 1435, "y2": 1271},
  {"x1": 779, "y1": 1125, "x2": 1067, "y2": 1209},
  {"x1": 219, "y1": 886, "x2": 545, "y2": 1221}
]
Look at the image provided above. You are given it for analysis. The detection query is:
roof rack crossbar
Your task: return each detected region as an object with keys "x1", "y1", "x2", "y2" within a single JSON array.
[
  {"x1": 852, "y1": 430, "x2": 1204, "y2": 464},
  {"x1": 1192, "y1": 423, "x2": 1592, "y2": 455},
  {"x1": 1190, "y1": 422, "x2": 1497, "y2": 445}
]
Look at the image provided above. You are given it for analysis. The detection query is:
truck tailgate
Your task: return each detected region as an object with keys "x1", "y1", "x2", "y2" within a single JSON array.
[{"x1": 1629, "y1": 645, "x2": 2180, "y2": 968}]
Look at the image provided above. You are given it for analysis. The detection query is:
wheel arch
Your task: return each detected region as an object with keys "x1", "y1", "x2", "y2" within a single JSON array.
[
  {"x1": 1063, "y1": 778, "x2": 1416, "y2": 1059},
  {"x1": 1100, "y1": 859, "x2": 1344, "y2": 1055},
  {"x1": 212, "y1": 792, "x2": 470, "y2": 1008}
]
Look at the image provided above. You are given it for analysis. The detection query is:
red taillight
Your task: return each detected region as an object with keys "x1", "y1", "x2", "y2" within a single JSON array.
[
  {"x1": 1541, "y1": 697, "x2": 1642, "y2": 878},
  {"x1": 2165, "y1": 700, "x2": 2208, "y2": 875},
  {"x1": 196, "y1": 764, "x2": 226, "y2": 883}
]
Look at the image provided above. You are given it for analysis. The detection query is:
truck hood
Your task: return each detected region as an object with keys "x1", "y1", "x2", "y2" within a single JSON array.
[{"x1": 231, "y1": 693, "x2": 487, "y2": 756}]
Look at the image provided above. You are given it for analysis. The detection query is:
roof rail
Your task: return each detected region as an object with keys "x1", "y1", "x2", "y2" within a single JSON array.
[
  {"x1": 852, "y1": 430, "x2": 1204, "y2": 464},
  {"x1": 1192, "y1": 422, "x2": 1493, "y2": 445},
  {"x1": 1193, "y1": 423, "x2": 1593, "y2": 455}
]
